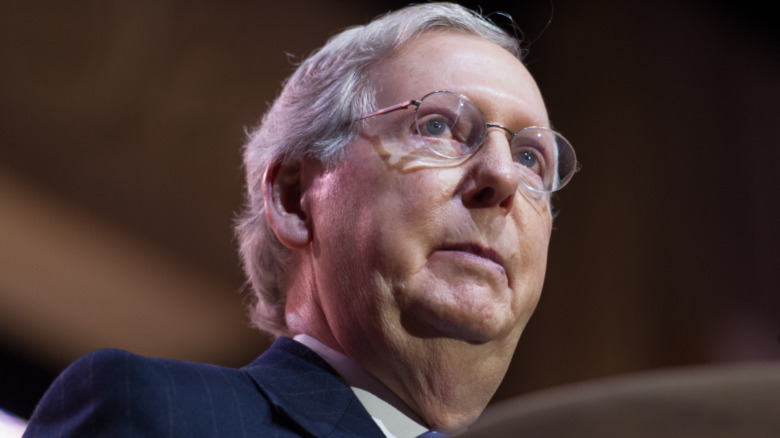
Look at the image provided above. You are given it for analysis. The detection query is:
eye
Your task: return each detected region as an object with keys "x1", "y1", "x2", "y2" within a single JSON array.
[
  {"x1": 425, "y1": 118, "x2": 447, "y2": 136},
  {"x1": 414, "y1": 92, "x2": 485, "y2": 159},
  {"x1": 419, "y1": 115, "x2": 454, "y2": 138},
  {"x1": 517, "y1": 150, "x2": 539, "y2": 169},
  {"x1": 513, "y1": 146, "x2": 546, "y2": 177}
]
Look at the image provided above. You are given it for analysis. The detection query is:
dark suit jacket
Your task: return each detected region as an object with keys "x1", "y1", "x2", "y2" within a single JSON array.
[{"x1": 23, "y1": 337, "x2": 386, "y2": 437}]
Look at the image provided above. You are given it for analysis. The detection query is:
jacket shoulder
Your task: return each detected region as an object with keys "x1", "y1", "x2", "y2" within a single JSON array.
[{"x1": 24, "y1": 348, "x2": 273, "y2": 437}]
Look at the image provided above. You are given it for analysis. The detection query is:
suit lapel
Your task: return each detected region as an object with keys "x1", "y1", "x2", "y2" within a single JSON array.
[{"x1": 242, "y1": 337, "x2": 384, "y2": 437}]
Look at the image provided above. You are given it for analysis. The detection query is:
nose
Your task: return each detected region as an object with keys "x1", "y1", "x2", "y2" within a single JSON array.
[{"x1": 460, "y1": 130, "x2": 519, "y2": 211}]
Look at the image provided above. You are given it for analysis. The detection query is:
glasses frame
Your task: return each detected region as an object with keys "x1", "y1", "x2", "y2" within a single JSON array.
[{"x1": 359, "y1": 91, "x2": 581, "y2": 193}]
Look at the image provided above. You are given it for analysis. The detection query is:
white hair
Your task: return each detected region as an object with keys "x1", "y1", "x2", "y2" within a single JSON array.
[{"x1": 235, "y1": 2, "x2": 524, "y2": 337}]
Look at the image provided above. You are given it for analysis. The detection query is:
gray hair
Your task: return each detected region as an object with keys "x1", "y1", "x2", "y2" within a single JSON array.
[{"x1": 235, "y1": 2, "x2": 524, "y2": 337}]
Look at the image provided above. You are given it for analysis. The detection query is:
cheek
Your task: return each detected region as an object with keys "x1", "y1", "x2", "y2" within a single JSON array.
[
  {"x1": 515, "y1": 202, "x2": 552, "y2": 311},
  {"x1": 366, "y1": 172, "x2": 451, "y2": 259},
  {"x1": 327, "y1": 174, "x2": 453, "y2": 342},
  {"x1": 315, "y1": 163, "x2": 447, "y2": 290}
]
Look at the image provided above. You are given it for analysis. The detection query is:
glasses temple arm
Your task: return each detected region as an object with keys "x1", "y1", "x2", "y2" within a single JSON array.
[{"x1": 358, "y1": 100, "x2": 421, "y2": 120}]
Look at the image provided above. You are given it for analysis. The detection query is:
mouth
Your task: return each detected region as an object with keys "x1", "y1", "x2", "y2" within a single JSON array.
[{"x1": 436, "y1": 243, "x2": 506, "y2": 273}]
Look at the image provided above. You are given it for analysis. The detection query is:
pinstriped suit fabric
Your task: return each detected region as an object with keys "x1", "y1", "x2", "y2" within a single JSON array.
[{"x1": 24, "y1": 338, "x2": 385, "y2": 437}]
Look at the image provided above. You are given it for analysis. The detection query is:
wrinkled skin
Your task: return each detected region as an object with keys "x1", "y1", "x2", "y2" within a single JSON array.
[{"x1": 273, "y1": 31, "x2": 553, "y2": 433}]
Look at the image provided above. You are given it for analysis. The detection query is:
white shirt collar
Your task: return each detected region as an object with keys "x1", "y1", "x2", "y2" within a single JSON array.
[{"x1": 293, "y1": 334, "x2": 429, "y2": 438}]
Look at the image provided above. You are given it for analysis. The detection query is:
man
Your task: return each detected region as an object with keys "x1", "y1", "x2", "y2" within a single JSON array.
[{"x1": 24, "y1": 3, "x2": 578, "y2": 437}]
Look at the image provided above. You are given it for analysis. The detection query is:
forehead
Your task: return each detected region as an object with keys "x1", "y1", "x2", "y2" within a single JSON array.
[{"x1": 370, "y1": 31, "x2": 549, "y2": 127}]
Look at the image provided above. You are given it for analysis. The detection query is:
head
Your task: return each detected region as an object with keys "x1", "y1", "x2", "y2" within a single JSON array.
[
  {"x1": 236, "y1": 3, "x2": 573, "y2": 430},
  {"x1": 236, "y1": 2, "x2": 527, "y2": 337}
]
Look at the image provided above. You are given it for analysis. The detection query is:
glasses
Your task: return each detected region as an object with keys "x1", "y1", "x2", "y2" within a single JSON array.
[{"x1": 359, "y1": 91, "x2": 580, "y2": 193}]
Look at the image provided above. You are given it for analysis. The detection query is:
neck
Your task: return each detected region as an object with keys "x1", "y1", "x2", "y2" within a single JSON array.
[
  {"x1": 361, "y1": 335, "x2": 519, "y2": 433},
  {"x1": 283, "y1": 255, "x2": 521, "y2": 432}
]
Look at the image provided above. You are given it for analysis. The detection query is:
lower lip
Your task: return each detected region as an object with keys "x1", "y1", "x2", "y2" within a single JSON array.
[{"x1": 437, "y1": 250, "x2": 506, "y2": 276}]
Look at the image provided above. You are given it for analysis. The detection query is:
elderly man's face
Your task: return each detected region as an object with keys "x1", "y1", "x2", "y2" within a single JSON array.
[{"x1": 302, "y1": 31, "x2": 552, "y2": 369}]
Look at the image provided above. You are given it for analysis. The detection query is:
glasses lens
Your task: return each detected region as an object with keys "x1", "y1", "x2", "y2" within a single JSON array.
[
  {"x1": 415, "y1": 92, "x2": 486, "y2": 159},
  {"x1": 512, "y1": 127, "x2": 577, "y2": 193}
]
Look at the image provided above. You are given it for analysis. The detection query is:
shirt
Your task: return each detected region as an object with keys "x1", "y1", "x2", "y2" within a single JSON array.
[{"x1": 293, "y1": 334, "x2": 429, "y2": 438}]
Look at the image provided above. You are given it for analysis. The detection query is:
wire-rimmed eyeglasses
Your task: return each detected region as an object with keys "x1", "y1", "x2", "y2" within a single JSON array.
[{"x1": 359, "y1": 90, "x2": 581, "y2": 193}]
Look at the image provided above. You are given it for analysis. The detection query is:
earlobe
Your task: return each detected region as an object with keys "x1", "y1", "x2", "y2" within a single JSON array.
[{"x1": 263, "y1": 160, "x2": 312, "y2": 249}]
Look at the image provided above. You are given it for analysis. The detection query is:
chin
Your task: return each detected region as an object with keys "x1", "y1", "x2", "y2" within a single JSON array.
[
  {"x1": 394, "y1": 273, "x2": 529, "y2": 343},
  {"x1": 399, "y1": 299, "x2": 519, "y2": 344},
  {"x1": 443, "y1": 316, "x2": 517, "y2": 345},
  {"x1": 440, "y1": 290, "x2": 523, "y2": 343},
  {"x1": 425, "y1": 403, "x2": 484, "y2": 435}
]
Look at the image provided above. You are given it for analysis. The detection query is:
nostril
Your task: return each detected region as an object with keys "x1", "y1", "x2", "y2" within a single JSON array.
[
  {"x1": 474, "y1": 187, "x2": 495, "y2": 204},
  {"x1": 499, "y1": 192, "x2": 514, "y2": 210}
]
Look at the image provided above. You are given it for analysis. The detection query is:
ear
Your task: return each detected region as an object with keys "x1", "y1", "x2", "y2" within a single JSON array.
[{"x1": 263, "y1": 160, "x2": 311, "y2": 249}]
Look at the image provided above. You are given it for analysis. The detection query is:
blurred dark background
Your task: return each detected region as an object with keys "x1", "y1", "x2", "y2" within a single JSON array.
[{"x1": 1, "y1": 0, "x2": 778, "y2": 421}]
